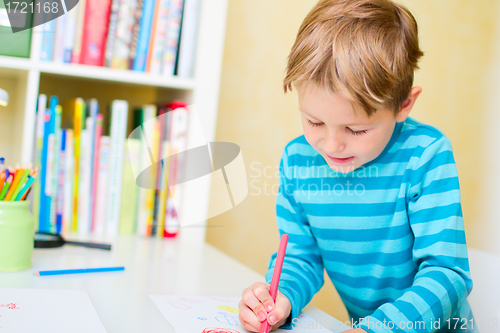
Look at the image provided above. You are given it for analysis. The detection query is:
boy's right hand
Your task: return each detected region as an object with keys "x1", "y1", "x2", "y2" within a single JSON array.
[{"x1": 239, "y1": 282, "x2": 292, "y2": 332}]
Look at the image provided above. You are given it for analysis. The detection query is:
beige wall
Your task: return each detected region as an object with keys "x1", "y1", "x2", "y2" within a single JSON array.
[{"x1": 207, "y1": 0, "x2": 500, "y2": 322}]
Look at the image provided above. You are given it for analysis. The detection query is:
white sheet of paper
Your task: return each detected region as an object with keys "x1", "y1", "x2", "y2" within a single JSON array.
[
  {"x1": 0, "y1": 287, "x2": 107, "y2": 333},
  {"x1": 150, "y1": 295, "x2": 348, "y2": 333}
]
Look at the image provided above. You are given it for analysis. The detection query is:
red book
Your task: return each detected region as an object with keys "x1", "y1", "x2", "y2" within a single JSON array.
[{"x1": 80, "y1": 0, "x2": 113, "y2": 66}]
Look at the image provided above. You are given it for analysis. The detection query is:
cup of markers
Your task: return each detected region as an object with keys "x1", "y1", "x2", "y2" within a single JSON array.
[{"x1": 0, "y1": 158, "x2": 38, "y2": 271}]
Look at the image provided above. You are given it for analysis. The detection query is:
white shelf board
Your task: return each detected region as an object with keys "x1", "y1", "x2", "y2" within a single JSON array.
[{"x1": 0, "y1": 55, "x2": 196, "y2": 90}]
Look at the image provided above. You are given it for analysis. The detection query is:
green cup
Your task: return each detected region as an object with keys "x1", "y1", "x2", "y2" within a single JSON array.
[{"x1": 0, "y1": 201, "x2": 35, "y2": 271}]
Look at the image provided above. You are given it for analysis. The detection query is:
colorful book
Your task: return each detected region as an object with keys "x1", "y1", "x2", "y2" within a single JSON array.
[
  {"x1": 133, "y1": 105, "x2": 157, "y2": 236},
  {"x1": 33, "y1": 94, "x2": 47, "y2": 229},
  {"x1": 86, "y1": 99, "x2": 99, "y2": 230},
  {"x1": 103, "y1": 0, "x2": 121, "y2": 67},
  {"x1": 63, "y1": 0, "x2": 80, "y2": 63},
  {"x1": 56, "y1": 129, "x2": 67, "y2": 233},
  {"x1": 38, "y1": 96, "x2": 58, "y2": 233},
  {"x1": 128, "y1": 0, "x2": 144, "y2": 69},
  {"x1": 132, "y1": 0, "x2": 156, "y2": 71},
  {"x1": 63, "y1": 129, "x2": 74, "y2": 234},
  {"x1": 110, "y1": 0, "x2": 138, "y2": 69},
  {"x1": 94, "y1": 135, "x2": 110, "y2": 235},
  {"x1": 119, "y1": 138, "x2": 141, "y2": 234},
  {"x1": 164, "y1": 101, "x2": 188, "y2": 237},
  {"x1": 145, "y1": 0, "x2": 171, "y2": 73},
  {"x1": 40, "y1": 19, "x2": 55, "y2": 61},
  {"x1": 106, "y1": 100, "x2": 129, "y2": 235},
  {"x1": 80, "y1": 0, "x2": 112, "y2": 66},
  {"x1": 71, "y1": 0, "x2": 87, "y2": 64},
  {"x1": 155, "y1": 110, "x2": 172, "y2": 237},
  {"x1": 90, "y1": 114, "x2": 103, "y2": 231},
  {"x1": 52, "y1": 14, "x2": 67, "y2": 63},
  {"x1": 62, "y1": 98, "x2": 86, "y2": 232},
  {"x1": 176, "y1": 0, "x2": 201, "y2": 77},
  {"x1": 77, "y1": 117, "x2": 93, "y2": 234},
  {"x1": 0, "y1": 0, "x2": 32, "y2": 58},
  {"x1": 162, "y1": 0, "x2": 184, "y2": 76}
]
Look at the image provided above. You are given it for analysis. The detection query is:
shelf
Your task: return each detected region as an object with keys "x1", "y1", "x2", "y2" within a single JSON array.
[{"x1": 0, "y1": 55, "x2": 196, "y2": 90}]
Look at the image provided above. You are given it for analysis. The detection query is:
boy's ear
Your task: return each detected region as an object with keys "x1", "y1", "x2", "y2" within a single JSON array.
[{"x1": 396, "y1": 86, "x2": 422, "y2": 122}]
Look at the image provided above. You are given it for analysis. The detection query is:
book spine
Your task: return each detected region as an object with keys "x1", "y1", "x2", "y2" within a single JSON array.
[
  {"x1": 94, "y1": 136, "x2": 110, "y2": 235},
  {"x1": 119, "y1": 138, "x2": 141, "y2": 234},
  {"x1": 77, "y1": 117, "x2": 93, "y2": 234},
  {"x1": 38, "y1": 96, "x2": 57, "y2": 232},
  {"x1": 80, "y1": 0, "x2": 112, "y2": 66},
  {"x1": 164, "y1": 102, "x2": 188, "y2": 237},
  {"x1": 63, "y1": 129, "x2": 74, "y2": 234},
  {"x1": 110, "y1": 0, "x2": 138, "y2": 69},
  {"x1": 53, "y1": 14, "x2": 67, "y2": 63},
  {"x1": 161, "y1": 0, "x2": 184, "y2": 76},
  {"x1": 135, "y1": 106, "x2": 156, "y2": 236},
  {"x1": 33, "y1": 94, "x2": 47, "y2": 228},
  {"x1": 50, "y1": 105, "x2": 62, "y2": 231},
  {"x1": 146, "y1": 0, "x2": 170, "y2": 74},
  {"x1": 152, "y1": 108, "x2": 168, "y2": 235},
  {"x1": 176, "y1": 0, "x2": 201, "y2": 77},
  {"x1": 156, "y1": 111, "x2": 171, "y2": 237},
  {"x1": 132, "y1": 0, "x2": 156, "y2": 71},
  {"x1": 40, "y1": 20, "x2": 55, "y2": 61},
  {"x1": 128, "y1": 0, "x2": 144, "y2": 69},
  {"x1": 86, "y1": 99, "x2": 99, "y2": 230},
  {"x1": 72, "y1": 99, "x2": 86, "y2": 232},
  {"x1": 90, "y1": 114, "x2": 103, "y2": 231},
  {"x1": 71, "y1": 0, "x2": 87, "y2": 64},
  {"x1": 56, "y1": 129, "x2": 66, "y2": 234},
  {"x1": 103, "y1": 0, "x2": 120, "y2": 67},
  {"x1": 63, "y1": 1, "x2": 80, "y2": 63},
  {"x1": 106, "y1": 100, "x2": 129, "y2": 235}
]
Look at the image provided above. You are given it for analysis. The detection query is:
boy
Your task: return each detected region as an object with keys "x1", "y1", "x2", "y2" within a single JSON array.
[{"x1": 239, "y1": 0, "x2": 476, "y2": 332}]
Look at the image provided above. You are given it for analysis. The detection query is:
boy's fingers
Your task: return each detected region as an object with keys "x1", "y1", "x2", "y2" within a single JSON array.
[
  {"x1": 242, "y1": 290, "x2": 267, "y2": 322},
  {"x1": 252, "y1": 283, "x2": 275, "y2": 312},
  {"x1": 238, "y1": 300, "x2": 263, "y2": 332}
]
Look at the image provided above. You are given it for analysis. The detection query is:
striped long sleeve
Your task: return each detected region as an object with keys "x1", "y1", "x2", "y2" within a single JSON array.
[{"x1": 265, "y1": 117, "x2": 475, "y2": 333}]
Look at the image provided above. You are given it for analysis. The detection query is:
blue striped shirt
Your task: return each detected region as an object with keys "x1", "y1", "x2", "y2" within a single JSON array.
[{"x1": 266, "y1": 117, "x2": 476, "y2": 333}]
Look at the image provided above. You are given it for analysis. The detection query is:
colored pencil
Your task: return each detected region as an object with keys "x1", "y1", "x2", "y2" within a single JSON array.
[
  {"x1": 15, "y1": 175, "x2": 35, "y2": 201},
  {"x1": 0, "y1": 172, "x2": 5, "y2": 193},
  {"x1": 0, "y1": 175, "x2": 13, "y2": 200},
  {"x1": 10, "y1": 165, "x2": 31, "y2": 201},
  {"x1": 4, "y1": 164, "x2": 23, "y2": 201},
  {"x1": 34, "y1": 266, "x2": 125, "y2": 276},
  {"x1": 260, "y1": 234, "x2": 289, "y2": 333}
]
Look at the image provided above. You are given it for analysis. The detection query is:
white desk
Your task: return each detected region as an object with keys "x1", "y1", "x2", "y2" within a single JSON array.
[{"x1": 0, "y1": 235, "x2": 340, "y2": 332}]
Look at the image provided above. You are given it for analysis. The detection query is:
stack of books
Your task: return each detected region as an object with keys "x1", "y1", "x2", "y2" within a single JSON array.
[
  {"x1": 33, "y1": 94, "x2": 189, "y2": 237},
  {"x1": 39, "y1": 0, "x2": 200, "y2": 77}
]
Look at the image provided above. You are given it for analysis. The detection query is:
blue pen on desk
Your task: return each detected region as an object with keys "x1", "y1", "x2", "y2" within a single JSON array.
[{"x1": 34, "y1": 266, "x2": 125, "y2": 276}]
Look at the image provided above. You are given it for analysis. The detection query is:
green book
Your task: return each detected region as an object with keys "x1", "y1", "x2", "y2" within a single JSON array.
[
  {"x1": 0, "y1": 1, "x2": 32, "y2": 58},
  {"x1": 119, "y1": 138, "x2": 141, "y2": 234}
]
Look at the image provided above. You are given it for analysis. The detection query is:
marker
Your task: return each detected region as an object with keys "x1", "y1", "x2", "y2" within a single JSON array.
[
  {"x1": 34, "y1": 266, "x2": 125, "y2": 276},
  {"x1": 260, "y1": 234, "x2": 289, "y2": 333}
]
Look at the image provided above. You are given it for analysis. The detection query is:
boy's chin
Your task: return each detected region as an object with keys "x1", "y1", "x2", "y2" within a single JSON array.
[{"x1": 325, "y1": 159, "x2": 360, "y2": 174}]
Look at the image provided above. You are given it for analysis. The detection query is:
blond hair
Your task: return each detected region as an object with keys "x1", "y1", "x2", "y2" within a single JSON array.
[{"x1": 284, "y1": 0, "x2": 424, "y2": 116}]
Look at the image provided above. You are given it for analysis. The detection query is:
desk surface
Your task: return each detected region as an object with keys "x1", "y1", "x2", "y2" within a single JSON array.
[{"x1": 0, "y1": 235, "x2": 338, "y2": 333}]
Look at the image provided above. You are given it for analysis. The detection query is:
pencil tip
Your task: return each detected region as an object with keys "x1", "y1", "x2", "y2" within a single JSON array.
[{"x1": 34, "y1": 272, "x2": 40, "y2": 276}]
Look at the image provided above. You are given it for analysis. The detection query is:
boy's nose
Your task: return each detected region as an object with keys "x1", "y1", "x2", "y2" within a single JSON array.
[{"x1": 324, "y1": 130, "x2": 345, "y2": 154}]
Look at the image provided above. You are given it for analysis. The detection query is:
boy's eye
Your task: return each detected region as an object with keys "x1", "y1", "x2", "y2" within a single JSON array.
[
  {"x1": 307, "y1": 119, "x2": 323, "y2": 127},
  {"x1": 348, "y1": 128, "x2": 367, "y2": 136}
]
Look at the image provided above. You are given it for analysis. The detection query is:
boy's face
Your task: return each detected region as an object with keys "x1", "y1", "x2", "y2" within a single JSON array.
[{"x1": 297, "y1": 84, "x2": 416, "y2": 173}]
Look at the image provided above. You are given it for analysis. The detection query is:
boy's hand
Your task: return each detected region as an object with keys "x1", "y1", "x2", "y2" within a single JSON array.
[{"x1": 239, "y1": 282, "x2": 291, "y2": 332}]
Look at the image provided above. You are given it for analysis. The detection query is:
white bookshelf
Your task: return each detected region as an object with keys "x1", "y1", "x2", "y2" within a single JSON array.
[{"x1": 0, "y1": 0, "x2": 229, "y2": 243}]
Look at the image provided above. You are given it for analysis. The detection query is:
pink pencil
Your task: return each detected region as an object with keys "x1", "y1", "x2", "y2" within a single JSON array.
[{"x1": 260, "y1": 234, "x2": 289, "y2": 333}]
